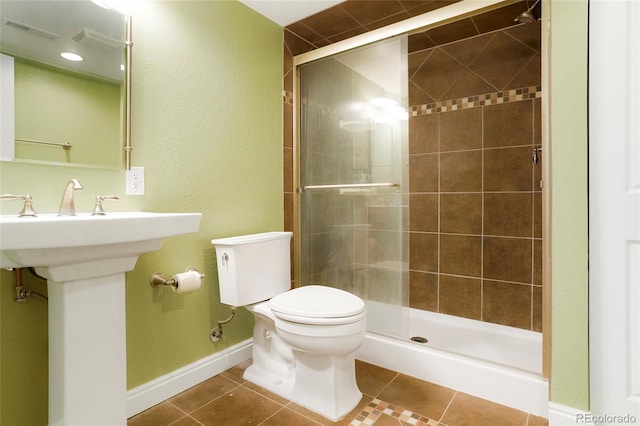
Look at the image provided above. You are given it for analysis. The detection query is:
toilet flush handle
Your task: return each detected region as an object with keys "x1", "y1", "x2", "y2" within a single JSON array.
[{"x1": 222, "y1": 252, "x2": 229, "y2": 270}]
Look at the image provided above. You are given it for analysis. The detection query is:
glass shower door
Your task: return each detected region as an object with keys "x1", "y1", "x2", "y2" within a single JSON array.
[{"x1": 297, "y1": 35, "x2": 409, "y2": 337}]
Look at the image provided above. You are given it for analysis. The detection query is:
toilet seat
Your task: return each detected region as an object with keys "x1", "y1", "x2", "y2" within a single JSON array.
[
  {"x1": 269, "y1": 285, "x2": 365, "y2": 325},
  {"x1": 273, "y1": 309, "x2": 366, "y2": 325}
]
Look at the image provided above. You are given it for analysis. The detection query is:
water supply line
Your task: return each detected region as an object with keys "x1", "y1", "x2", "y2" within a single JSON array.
[
  {"x1": 210, "y1": 307, "x2": 237, "y2": 342},
  {"x1": 13, "y1": 268, "x2": 48, "y2": 302}
]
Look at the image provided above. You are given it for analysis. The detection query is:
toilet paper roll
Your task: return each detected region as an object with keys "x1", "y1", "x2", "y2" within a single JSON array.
[{"x1": 172, "y1": 270, "x2": 202, "y2": 293}]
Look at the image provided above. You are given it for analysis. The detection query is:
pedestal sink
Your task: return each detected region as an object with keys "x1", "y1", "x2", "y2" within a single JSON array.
[{"x1": 0, "y1": 212, "x2": 202, "y2": 426}]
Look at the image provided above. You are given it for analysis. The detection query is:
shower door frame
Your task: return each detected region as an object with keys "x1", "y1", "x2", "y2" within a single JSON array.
[{"x1": 291, "y1": 0, "x2": 551, "y2": 379}]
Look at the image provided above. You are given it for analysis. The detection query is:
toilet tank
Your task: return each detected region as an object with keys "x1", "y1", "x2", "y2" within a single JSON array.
[{"x1": 211, "y1": 232, "x2": 292, "y2": 306}]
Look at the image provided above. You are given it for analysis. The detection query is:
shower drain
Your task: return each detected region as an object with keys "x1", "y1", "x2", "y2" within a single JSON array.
[{"x1": 410, "y1": 336, "x2": 428, "y2": 344}]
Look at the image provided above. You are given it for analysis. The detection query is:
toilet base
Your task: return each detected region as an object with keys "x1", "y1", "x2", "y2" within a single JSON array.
[{"x1": 243, "y1": 352, "x2": 362, "y2": 422}]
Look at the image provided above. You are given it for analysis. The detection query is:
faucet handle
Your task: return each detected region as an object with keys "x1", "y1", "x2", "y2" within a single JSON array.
[
  {"x1": 91, "y1": 195, "x2": 120, "y2": 216},
  {"x1": 0, "y1": 194, "x2": 37, "y2": 217}
]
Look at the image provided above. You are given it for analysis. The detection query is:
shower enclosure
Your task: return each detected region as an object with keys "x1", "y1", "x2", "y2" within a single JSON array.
[
  {"x1": 289, "y1": 0, "x2": 547, "y2": 415},
  {"x1": 297, "y1": 35, "x2": 409, "y2": 338},
  {"x1": 294, "y1": 3, "x2": 544, "y2": 334}
]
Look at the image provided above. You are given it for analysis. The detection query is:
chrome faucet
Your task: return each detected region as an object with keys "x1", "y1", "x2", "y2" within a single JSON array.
[{"x1": 58, "y1": 179, "x2": 83, "y2": 216}]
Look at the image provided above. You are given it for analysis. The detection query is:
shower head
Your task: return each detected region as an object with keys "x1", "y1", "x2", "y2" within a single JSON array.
[{"x1": 514, "y1": 0, "x2": 540, "y2": 24}]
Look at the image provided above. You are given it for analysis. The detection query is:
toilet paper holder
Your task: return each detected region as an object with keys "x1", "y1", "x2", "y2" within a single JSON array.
[{"x1": 150, "y1": 267, "x2": 205, "y2": 288}]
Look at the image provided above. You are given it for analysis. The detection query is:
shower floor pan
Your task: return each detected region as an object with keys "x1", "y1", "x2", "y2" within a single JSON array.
[{"x1": 356, "y1": 302, "x2": 548, "y2": 418}]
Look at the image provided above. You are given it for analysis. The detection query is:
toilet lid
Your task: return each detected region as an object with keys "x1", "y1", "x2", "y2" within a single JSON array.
[{"x1": 269, "y1": 285, "x2": 365, "y2": 320}]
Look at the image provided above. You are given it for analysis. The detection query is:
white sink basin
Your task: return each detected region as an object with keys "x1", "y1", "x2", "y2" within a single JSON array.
[{"x1": 0, "y1": 212, "x2": 202, "y2": 280}]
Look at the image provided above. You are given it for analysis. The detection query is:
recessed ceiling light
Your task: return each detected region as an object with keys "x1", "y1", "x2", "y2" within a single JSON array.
[{"x1": 60, "y1": 52, "x2": 84, "y2": 62}]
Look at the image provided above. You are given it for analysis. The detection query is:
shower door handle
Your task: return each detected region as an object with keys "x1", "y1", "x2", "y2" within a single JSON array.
[{"x1": 302, "y1": 182, "x2": 400, "y2": 191}]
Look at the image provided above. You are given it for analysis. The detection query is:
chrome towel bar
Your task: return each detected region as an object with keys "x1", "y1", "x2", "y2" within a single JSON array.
[{"x1": 15, "y1": 138, "x2": 72, "y2": 150}]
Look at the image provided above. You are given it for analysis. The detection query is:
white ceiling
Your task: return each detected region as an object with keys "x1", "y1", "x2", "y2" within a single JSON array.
[{"x1": 238, "y1": 0, "x2": 344, "y2": 26}]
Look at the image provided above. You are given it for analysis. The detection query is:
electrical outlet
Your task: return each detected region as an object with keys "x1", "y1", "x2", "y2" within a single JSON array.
[{"x1": 126, "y1": 166, "x2": 145, "y2": 195}]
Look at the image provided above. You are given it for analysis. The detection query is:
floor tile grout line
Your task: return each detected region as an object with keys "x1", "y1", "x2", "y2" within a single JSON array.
[
  {"x1": 257, "y1": 405, "x2": 326, "y2": 426},
  {"x1": 299, "y1": 407, "x2": 328, "y2": 426},
  {"x1": 162, "y1": 400, "x2": 200, "y2": 426},
  {"x1": 167, "y1": 400, "x2": 190, "y2": 417},
  {"x1": 374, "y1": 371, "x2": 401, "y2": 399},
  {"x1": 190, "y1": 416, "x2": 206, "y2": 426},
  {"x1": 167, "y1": 414, "x2": 205, "y2": 426},
  {"x1": 219, "y1": 371, "x2": 248, "y2": 386},
  {"x1": 256, "y1": 406, "x2": 286, "y2": 426},
  {"x1": 176, "y1": 381, "x2": 245, "y2": 416},
  {"x1": 175, "y1": 381, "x2": 293, "y2": 426},
  {"x1": 438, "y1": 390, "x2": 458, "y2": 424},
  {"x1": 239, "y1": 382, "x2": 293, "y2": 407}
]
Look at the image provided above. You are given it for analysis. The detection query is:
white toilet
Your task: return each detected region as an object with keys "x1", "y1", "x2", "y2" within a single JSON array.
[{"x1": 211, "y1": 231, "x2": 367, "y2": 421}]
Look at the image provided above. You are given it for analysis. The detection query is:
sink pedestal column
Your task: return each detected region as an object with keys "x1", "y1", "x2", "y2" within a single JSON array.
[{"x1": 47, "y1": 273, "x2": 127, "y2": 426}]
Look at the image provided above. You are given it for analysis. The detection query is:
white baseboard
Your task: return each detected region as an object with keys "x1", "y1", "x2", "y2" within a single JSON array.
[
  {"x1": 548, "y1": 402, "x2": 594, "y2": 426},
  {"x1": 126, "y1": 339, "x2": 252, "y2": 418}
]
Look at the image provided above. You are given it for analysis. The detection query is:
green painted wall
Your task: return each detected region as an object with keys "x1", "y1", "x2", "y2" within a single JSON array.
[
  {"x1": 123, "y1": 0, "x2": 282, "y2": 387},
  {"x1": 548, "y1": 0, "x2": 590, "y2": 411},
  {"x1": 13, "y1": 60, "x2": 121, "y2": 168},
  {"x1": 0, "y1": 269, "x2": 49, "y2": 426},
  {"x1": 0, "y1": 0, "x2": 282, "y2": 424}
]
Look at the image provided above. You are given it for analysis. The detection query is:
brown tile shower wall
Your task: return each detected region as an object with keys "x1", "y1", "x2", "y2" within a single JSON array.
[
  {"x1": 408, "y1": 22, "x2": 542, "y2": 331},
  {"x1": 409, "y1": 100, "x2": 542, "y2": 331},
  {"x1": 283, "y1": 0, "x2": 542, "y2": 331}
]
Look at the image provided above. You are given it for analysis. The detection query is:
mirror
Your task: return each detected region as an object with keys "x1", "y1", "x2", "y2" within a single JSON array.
[{"x1": 0, "y1": 0, "x2": 130, "y2": 169}]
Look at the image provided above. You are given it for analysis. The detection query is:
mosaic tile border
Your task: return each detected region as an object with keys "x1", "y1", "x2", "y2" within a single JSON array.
[
  {"x1": 350, "y1": 398, "x2": 441, "y2": 426},
  {"x1": 410, "y1": 85, "x2": 542, "y2": 116},
  {"x1": 284, "y1": 85, "x2": 542, "y2": 114}
]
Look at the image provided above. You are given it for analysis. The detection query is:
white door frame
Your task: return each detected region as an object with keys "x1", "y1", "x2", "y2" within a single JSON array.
[{"x1": 589, "y1": 0, "x2": 640, "y2": 422}]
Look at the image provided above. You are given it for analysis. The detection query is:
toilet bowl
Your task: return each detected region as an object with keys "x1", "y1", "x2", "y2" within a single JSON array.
[{"x1": 211, "y1": 232, "x2": 367, "y2": 421}]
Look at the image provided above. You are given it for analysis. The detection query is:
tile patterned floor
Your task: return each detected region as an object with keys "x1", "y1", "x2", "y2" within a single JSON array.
[{"x1": 128, "y1": 360, "x2": 549, "y2": 426}]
